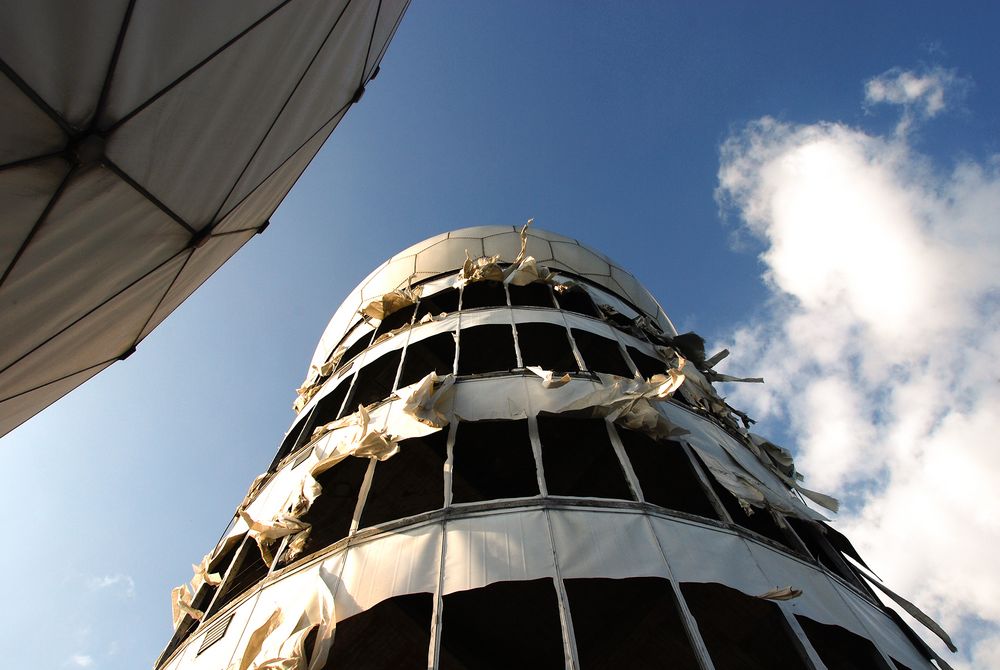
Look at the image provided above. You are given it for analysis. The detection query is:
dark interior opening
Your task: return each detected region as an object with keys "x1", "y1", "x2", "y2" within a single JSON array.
[
  {"x1": 554, "y1": 285, "x2": 601, "y2": 318},
  {"x1": 785, "y1": 518, "x2": 866, "y2": 585},
  {"x1": 626, "y1": 345, "x2": 669, "y2": 379},
  {"x1": 616, "y1": 428, "x2": 718, "y2": 519},
  {"x1": 374, "y1": 303, "x2": 417, "y2": 338},
  {"x1": 309, "y1": 377, "x2": 352, "y2": 429},
  {"x1": 822, "y1": 521, "x2": 873, "y2": 571},
  {"x1": 796, "y1": 615, "x2": 890, "y2": 670},
  {"x1": 460, "y1": 280, "x2": 507, "y2": 309},
  {"x1": 397, "y1": 332, "x2": 456, "y2": 388},
  {"x1": 414, "y1": 287, "x2": 460, "y2": 321},
  {"x1": 565, "y1": 577, "x2": 700, "y2": 670},
  {"x1": 339, "y1": 330, "x2": 374, "y2": 368},
  {"x1": 359, "y1": 431, "x2": 448, "y2": 528},
  {"x1": 508, "y1": 282, "x2": 555, "y2": 308},
  {"x1": 693, "y1": 452, "x2": 795, "y2": 550},
  {"x1": 516, "y1": 322, "x2": 579, "y2": 372},
  {"x1": 537, "y1": 416, "x2": 634, "y2": 500},
  {"x1": 456, "y1": 325, "x2": 517, "y2": 375},
  {"x1": 296, "y1": 456, "x2": 370, "y2": 555},
  {"x1": 346, "y1": 348, "x2": 402, "y2": 408},
  {"x1": 451, "y1": 419, "x2": 538, "y2": 503},
  {"x1": 680, "y1": 582, "x2": 809, "y2": 670},
  {"x1": 571, "y1": 328, "x2": 633, "y2": 377},
  {"x1": 323, "y1": 592, "x2": 433, "y2": 669},
  {"x1": 439, "y1": 579, "x2": 564, "y2": 670},
  {"x1": 209, "y1": 538, "x2": 269, "y2": 615}
]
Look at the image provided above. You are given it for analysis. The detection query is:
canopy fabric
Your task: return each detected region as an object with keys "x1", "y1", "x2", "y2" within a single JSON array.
[{"x1": 0, "y1": 0, "x2": 410, "y2": 436}]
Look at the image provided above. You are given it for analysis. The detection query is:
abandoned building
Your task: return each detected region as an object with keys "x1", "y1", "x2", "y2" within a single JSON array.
[{"x1": 157, "y1": 225, "x2": 953, "y2": 669}]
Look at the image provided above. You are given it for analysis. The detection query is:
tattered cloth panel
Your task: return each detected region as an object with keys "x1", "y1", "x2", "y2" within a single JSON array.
[
  {"x1": 171, "y1": 583, "x2": 203, "y2": 628},
  {"x1": 459, "y1": 219, "x2": 558, "y2": 289},
  {"x1": 293, "y1": 344, "x2": 347, "y2": 413},
  {"x1": 231, "y1": 573, "x2": 336, "y2": 670},
  {"x1": 241, "y1": 373, "x2": 458, "y2": 568},
  {"x1": 748, "y1": 433, "x2": 839, "y2": 513}
]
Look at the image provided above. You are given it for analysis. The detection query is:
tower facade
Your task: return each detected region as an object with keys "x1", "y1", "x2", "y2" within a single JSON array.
[{"x1": 158, "y1": 226, "x2": 949, "y2": 670}]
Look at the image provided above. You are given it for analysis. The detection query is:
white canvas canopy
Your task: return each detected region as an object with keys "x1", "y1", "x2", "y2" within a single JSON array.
[{"x1": 0, "y1": 0, "x2": 410, "y2": 437}]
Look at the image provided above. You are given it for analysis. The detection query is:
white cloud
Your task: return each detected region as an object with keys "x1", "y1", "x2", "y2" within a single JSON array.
[
  {"x1": 864, "y1": 66, "x2": 968, "y2": 135},
  {"x1": 716, "y1": 71, "x2": 1000, "y2": 667},
  {"x1": 86, "y1": 573, "x2": 135, "y2": 599},
  {"x1": 68, "y1": 654, "x2": 94, "y2": 668}
]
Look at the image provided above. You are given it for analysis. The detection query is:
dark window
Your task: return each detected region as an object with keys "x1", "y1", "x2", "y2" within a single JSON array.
[
  {"x1": 693, "y1": 452, "x2": 795, "y2": 550},
  {"x1": 397, "y1": 332, "x2": 455, "y2": 388},
  {"x1": 209, "y1": 538, "x2": 269, "y2": 615},
  {"x1": 374, "y1": 303, "x2": 416, "y2": 338},
  {"x1": 347, "y1": 349, "x2": 403, "y2": 408},
  {"x1": 296, "y1": 456, "x2": 370, "y2": 553},
  {"x1": 460, "y1": 280, "x2": 507, "y2": 309},
  {"x1": 340, "y1": 330, "x2": 374, "y2": 368},
  {"x1": 796, "y1": 616, "x2": 890, "y2": 670},
  {"x1": 785, "y1": 518, "x2": 864, "y2": 584},
  {"x1": 516, "y1": 322, "x2": 579, "y2": 372},
  {"x1": 456, "y1": 325, "x2": 517, "y2": 375},
  {"x1": 310, "y1": 377, "x2": 352, "y2": 427},
  {"x1": 323, "y1": 593, "x2": 433, "y2": 669},
  {"x1": 626, "y1": 346, "x2": 669, "y2": 379},
  {"x1": 554, "y1": 285, "x2": 601, "y2": 318},
  {"x1": 359, "y1": 431, "x2": 448, "y2": 528},
  {"x1": 451, "y1": 420, "x2": 538, "y2": 503},
  {"x1": 571, "y1": 328, "x2": 632, "y2": 377},
  {"x1": 616, "y1": 428, "x2": 718, "y2": 519},
  {"x1": 439, "y1": 579, "x2": 564, "y2": 670},
  {"x1": 508, "y1": 282, "x2": 555, "y2": 308},
  {"x1": 537, "y1": 416, "x2": 634, "y2": 500},
  {"x1": 414, "y1": 287, "x2": 459, "y2": 321},
  {"x1": 565, "y1": 577, "x2": 699, "y2": 669},
  {"x1": 681, "y1": 582, "x2": 809, "y2": 670}
]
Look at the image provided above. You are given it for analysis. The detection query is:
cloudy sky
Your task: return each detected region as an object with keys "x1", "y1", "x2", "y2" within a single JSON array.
[{"x1": 3, "y1": 3, "x2": 999, "y2": 669}]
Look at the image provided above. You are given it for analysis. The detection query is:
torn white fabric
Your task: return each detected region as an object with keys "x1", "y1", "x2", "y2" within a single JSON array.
[
  {"x1": 544, "y1": 369, "x2": 688, "y2": 441},
  {"x1": 230, "y1": 573, "x2": 336, "y2": 670},
  {"x1": 171, "y1": 583, "x2": 203, "y2": 628},
  {"x1": 748, "y1": 433, "x2": 840, "y2": 513},
  {"x1": 398, "y1": 372, "x2": 456, "y2": 428},
  {"x1": 311, "y1": 404, "x2": 399, "y2": 472},
  {"x1": 852, "y1": 562, "x2": 957, "y2": 652},
  {"x1": 526, "y1": 365, "x2": 571, "y2": 389},
  {"x1": 359, "y1": 285, "x2": 421, "y2": 321},
  {"x1": 293, "y1": 344, "x2": 348, "y2": 412},
  {"x1": 191, "y1": 553, "x2": 222, "y2": 593},
  {"x1": 698, "y1": 451, "x2": 768, "y2": 512},
  {"x1": 756, "y1": 586, "x2": 802, "y2": 600}
]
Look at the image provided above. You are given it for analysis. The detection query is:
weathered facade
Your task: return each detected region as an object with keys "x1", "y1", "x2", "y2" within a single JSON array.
[{"x1": 158, "y1": 225, "x2": 951, "y2": 669}]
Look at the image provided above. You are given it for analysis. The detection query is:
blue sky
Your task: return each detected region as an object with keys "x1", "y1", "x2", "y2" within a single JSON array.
[{"x1": 3, "y1": 3, "x2": 1000, "y2": 668}]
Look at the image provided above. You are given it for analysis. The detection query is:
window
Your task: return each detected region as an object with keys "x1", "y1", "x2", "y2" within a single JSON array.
[
  {"x1": 571, "y1": 328, "x2": 632, "y2": 377},
  {"x1": 565, "y1": 577, "x2": 700, "y2": 670},
  {"x1": 456, "y1": 325, "x2": 517, "y2": 375},
  {"x1": 537, "y1": 416, "x2": 633, "y2": 500},
  {"x1": 681, "y1": 582, "x2": 809, "y2": 670},
  {"x1": 346, "y1": 349, "x2": 403, "y2": 408},
  {"x1": 451, "y1": 420, "x2": 538, "y2": 503},
  {"x1": 373, "y1": 303, "x2": 416, "y2": 338},
  {"x1": 796, "y1": 616, "x2": 890, "y2": 670},
  {"x1": 785, "y1": 518, "x2": 865, "y2": 586},
  {"x1": 397, "y1": 332, "x2": 455, "y2": 388},
  {"x1": 414, "y1": 287, "x2": 459, "y2": 321},
  {"x1": 339, "y1": 330, "x2": 374, "y2": 368},
  {"x1": 693, "y1": 452, "x2": 796, "y2": 550},
  {"x1": 359, "y1": 431, "x2": 448, "y2": 528},
  {"x1": 310, "y1": 377, "x2": 352, "y2": 427},
  {"x1": 554, "y1": 285, "x2": 601, "y2": 318},
  {"x1": 295, "y1": 456, "x2": 370, "y2": 554},
  {"x1": 516, "y1": 322, "x2": 579, "y2": 372},
  {"x1": 323, "y1": 593, "x2": 433, "y2": 669},
  {"x1": 626, "y1": 345, "x2": 669, "y2": 379},
  {"x1": 460, "y1": 280, "x2": 507, "y2": 309},
  {"x1": 439, "y1": 579, "x2": 564, "y2": 670},
  {"x1": 208, "y1": 537, "x2": 269, "y2": 615},
  {"x1": 508, "y1": 282, "x2": 555, "y2": 308},
  {"x1": 616, "y1": 428, "x2": 718, "y2": 519}
]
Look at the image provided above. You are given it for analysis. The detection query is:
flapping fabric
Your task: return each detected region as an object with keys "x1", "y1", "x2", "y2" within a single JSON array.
[{"x1": 0, "y1": 0, "x2": 411, "y2": 437}]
